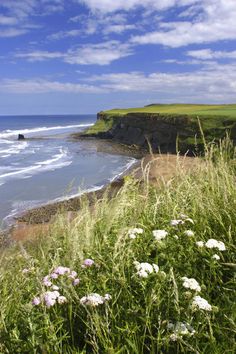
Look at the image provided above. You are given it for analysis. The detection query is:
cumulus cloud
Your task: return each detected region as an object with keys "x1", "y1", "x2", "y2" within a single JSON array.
[
  {"x1": 187, "y1": 49, "x2": 236, "y2": 60},
  {"x1": 131, "y1": 0, "x2": 236, "y2": 47},
  {"x1": 86, "y1": 62, "x2": 236, "y2": 102},
  {"x1": 16, "y1": 41, "x2": 133, "y2": 65}
]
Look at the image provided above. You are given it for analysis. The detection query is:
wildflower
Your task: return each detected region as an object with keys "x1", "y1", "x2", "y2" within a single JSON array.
[
  {"x1": 44, "y1": 291, "x2": 60, "y2": 308},
  {"x1": 182, "y1": 277, "x2": 201, "y2": 292},
  {"x1": 196, "y1": 241, "x2": 204, "y2": 247},
  {"x1": 22, "y1": 268, "x2": 30, "y2": 274},
  {"x1": 69, "y1": 270, "x2": 78, "y2": 279},
  {"x1": 152, "y1": 263, "x2": 159, "y2": 273},
  {"x1": 129, "y1": 228, "x2": 143, "y2": 235},
  {"x1": 50, "y1": 273, "x2": 59, "y2": 279},
  {"x1": 80, "y1": 293, "x2": 110, "y2": 307},
  {"x1": 128, "y1": 228, "x2": 143, "y2": 239},
  {"x1": 135, "y1": 262, "x2": 159, "y2": 278},
  {"x1": 170, "y1": 333, "x2": 178, "y2": 341},
  {"x1": 170, "y1": 219, "x2": 184, "y2": 226},
  {"x1": 173, "y1": 235, "x2": 179, "y2": 240},
  {"x1": 73, "y1": 278, "x2": 80, "y2": 286},
  {"x1": 58, "y1": 296, "x2": 67, "y2": 304},
  {"x1": 52, "y1": 285, "x2": 59, "y2": 291},
  {"x1": 205, "y1": 239, "x2": 226, "y2": 251},
  {"x1": 53, "y1": 266, "x2": 71, "y2": 275},
  {"x1": 32, "y1": 297, "x2": 41, "y2": 306},
  {"x1": 104, "y1": 294, "x2": 112, "y2": 301},
  {"x1": 168, "y1": 321, "x2": 195, "y2": 338},
  {"x1": 43, "y1": 276, "x2": 52, "y2": 287},
  {"x1": 152, "y1": 229, "x2": 168, "y2": 241},
  {"x1": 184, "y1": 230, "x2": 194, "y2": 237},
  {"x1": 212, "y1": 254, "x2": 220, "y2": 260},
  {"x1": 192, "y1": 295, "x2": 212, "y2": 311},
  {"x1": 82, "y1": 259, "x2": 95, "y2": 268}
]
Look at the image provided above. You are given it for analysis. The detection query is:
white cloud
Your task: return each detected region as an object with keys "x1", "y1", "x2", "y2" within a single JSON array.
[
  {"x1": 0, "y1": 78, "x2": 104, "y2": 94},
  {"x1": 86, "y1": 62, "x2": 236, "y2": 102},
  {"x1": 65, "y1": 41, "x2": 133, "y2": 65},
  {"x1": 16, "y1": 41, "x2": 133, "y2": 65},
  {"x1": 48, "y1": 29, "x2": 81, "y2": 40},
  {"x1": 187, "y1": 49, "x2": 236, "y2": 60},
  {"x1": 131, "y1": 0, "x2": 236, "y2": 47},
  {"x1": 15, "y1": 51, "x2": 64, "y2": 61},
  {"x1": 0, "y1": 28, "x2": 28, "y2": 38},
  {"x1": 103, "y1": 24, "x2": 136, "y2": 35},
  {"x1": 78, "y1": 0, "x2": 198, "y2": 14},
  {"x1": 0, "y1": 15, "x2": 18, "y2": 25}
]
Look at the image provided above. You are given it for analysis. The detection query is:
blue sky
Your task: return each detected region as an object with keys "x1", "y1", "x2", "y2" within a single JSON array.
[{"x1": 0, "y1": 0, "x2": 236, "y2": 114}]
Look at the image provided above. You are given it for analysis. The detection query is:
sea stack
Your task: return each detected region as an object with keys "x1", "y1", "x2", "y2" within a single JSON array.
[{"x1": 18, "y1": 134, "x2": 25, "y2": 140}]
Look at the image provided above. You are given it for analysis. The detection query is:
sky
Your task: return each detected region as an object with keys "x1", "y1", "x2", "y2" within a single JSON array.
[{"x1": 0, "y1": 0, "x2": 236, "y2": 115}]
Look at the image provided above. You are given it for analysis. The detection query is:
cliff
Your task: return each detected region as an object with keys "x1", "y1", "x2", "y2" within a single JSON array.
[{"x1": 79, "y1": 109, "x2": 236, "y2": 154}]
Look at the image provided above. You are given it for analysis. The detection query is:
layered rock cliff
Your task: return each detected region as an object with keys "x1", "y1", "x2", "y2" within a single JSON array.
[{"x1": 79, "y1": 111, "x2": 236, "y2": 154}]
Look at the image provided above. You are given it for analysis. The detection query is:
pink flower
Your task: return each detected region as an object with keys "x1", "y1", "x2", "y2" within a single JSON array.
[
  {"x1": 53, "y1": 266, "x2": 71, "y2": 275},
  {"x1": 43, "y1": 276, "x2": 52, "y2": 287},
  {"x1": 50, "y1": 273, "x2": 59, "y2": 279},
  {"x1": 44, "y1": 291, "x2": 60, "y2": 308},
  {"x1": 73, "y1": 278, "x2": 80, "y2": 286},
  {"x1": 82, "y1": 259, "x2": 94, "y2": 268},
  {"x1": 32, "y1": 297, "x2": 41, "y2": 306}
]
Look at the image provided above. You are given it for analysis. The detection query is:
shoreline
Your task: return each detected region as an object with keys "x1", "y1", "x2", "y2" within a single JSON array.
[{"x1": 0, "y1": 134, "x2": 199, "y2": 245}]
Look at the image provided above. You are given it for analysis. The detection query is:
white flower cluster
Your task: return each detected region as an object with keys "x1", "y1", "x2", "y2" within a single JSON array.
[
  {"x1": 128, "y1": 228, "x2": 144, "y2": 239},
  {"x1": 205, "y1": 239, "x2": 226, "y2": 251},
  {"x1": 152, "y1": 229, "x2": 168, "y2": 241},
  {"x1": 134, "y1": 261, "x2": 159, "y2": 278},
  {"x1": 183, "y1": 230, "x2": 195, "y2": 237},
  {"x1": 168, "y1": 321, "x2": 196, "y2": 341},
  {"x1": 170, "y1": 214, "x2": 194, "y2": 227},
  {"x1": 192, "y1": 295, "x2": 212, "y2": 311},
  {"x1": 196, "y1": 238, "x2": 226, "y2": 251},
  {"x1": 80, "y1": 293, "x2": 111, "y2": 307},
  {"x1": 182, "y1": 277, "x2": 201, "y2": 292}
]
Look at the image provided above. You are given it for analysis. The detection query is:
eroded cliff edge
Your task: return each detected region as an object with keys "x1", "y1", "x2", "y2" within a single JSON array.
[{"x1": 76, "y1": 111, "x2": 236, "y2": 154}]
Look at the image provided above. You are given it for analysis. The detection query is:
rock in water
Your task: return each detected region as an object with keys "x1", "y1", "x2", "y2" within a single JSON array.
[{"x1": 18, "y1": 134, "x2": 25, "y2": 140}]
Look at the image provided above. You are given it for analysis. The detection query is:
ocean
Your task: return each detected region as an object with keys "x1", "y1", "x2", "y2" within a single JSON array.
[{"x1": 0, "y1": 115, "x2": 136, "y2": 228}]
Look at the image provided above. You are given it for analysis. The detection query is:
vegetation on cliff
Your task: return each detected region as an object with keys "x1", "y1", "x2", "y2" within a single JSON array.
[
  {"x1": 0, "y1": 139, "x2": 235, "y2": 353},
  {"x1": 82, "y1": 104, "x2": 236, "y2": 153}
]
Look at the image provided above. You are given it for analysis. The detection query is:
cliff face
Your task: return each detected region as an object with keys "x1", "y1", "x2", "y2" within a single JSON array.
[{"x1": 80, "y1": 111, "x2": 236, "y2": 154}]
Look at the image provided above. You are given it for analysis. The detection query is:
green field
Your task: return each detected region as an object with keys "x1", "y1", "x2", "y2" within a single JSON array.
[{"x1": 104, "y1": 104, "x2": 236, "y2": 118}]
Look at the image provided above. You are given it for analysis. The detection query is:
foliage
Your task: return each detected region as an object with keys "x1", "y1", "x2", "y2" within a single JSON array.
[{"x1": 0, "y1": 139, "x2": 236, "y2": 353}]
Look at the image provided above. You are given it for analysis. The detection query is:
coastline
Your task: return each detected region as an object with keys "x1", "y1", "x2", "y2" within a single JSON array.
[{"x1": 5, "y1": 150, "x2": 199, "y2": 243}]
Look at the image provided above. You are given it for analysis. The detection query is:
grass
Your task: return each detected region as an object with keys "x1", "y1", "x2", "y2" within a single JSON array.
[
  {"x1": 0, "y1": 139, "x2": 236, "y2": 353},
  {"x1": 104, "y1": 104, "x2": 236, "y2": 118}
]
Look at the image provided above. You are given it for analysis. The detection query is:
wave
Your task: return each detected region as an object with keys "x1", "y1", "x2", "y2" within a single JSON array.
[
  {"x1": 0, "y1": 123, "x2": 93, "y2": 139},
  {"x1": 0, "y1": 147, "x2": 71, "y2": 183},
  {"x1": 0, "y1": 141, "x2": 28, "y2": 157}
]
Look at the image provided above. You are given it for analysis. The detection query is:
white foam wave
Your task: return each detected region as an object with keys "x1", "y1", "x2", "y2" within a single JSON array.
[
  {"x1": 109, "y1": 158, "x2": 137, "y2": 183},
  {"x1": 0, "y1": 147, "x2": 71, "y2": 182},
  {"x1": 0, "y1": 141, "x2": 28, "y2": 157},
  {"x1": 0, "y1": 123, "x2": 93, "y2": 139}
]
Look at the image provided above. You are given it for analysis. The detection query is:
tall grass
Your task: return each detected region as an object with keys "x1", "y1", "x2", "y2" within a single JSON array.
[{"x1": 0, "y1": 139, "x2": 235, "y2": 353}]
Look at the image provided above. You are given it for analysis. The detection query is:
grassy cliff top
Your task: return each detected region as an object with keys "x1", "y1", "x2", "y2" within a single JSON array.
[{"x1": 103, "y1": 103, "x2": 236, "y2": 118}]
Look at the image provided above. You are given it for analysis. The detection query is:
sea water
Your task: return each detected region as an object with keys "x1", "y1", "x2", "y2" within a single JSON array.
[{"x1": 0, "y1": 115, "x2": 136, "y2": 227}]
